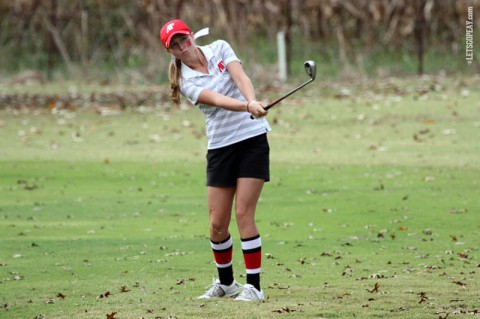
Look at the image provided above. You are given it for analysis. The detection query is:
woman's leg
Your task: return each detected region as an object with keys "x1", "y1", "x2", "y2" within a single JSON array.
[
  {"x1": 208, "y1": 186, "x2": 236, "y2": 285},
  {"x1": 234, "y1": 178, "x2": 264, "y2": 238},
  {"x1": 208, "y1": 186, "x2": 235, "y2": 241},
  {"x1": 235, "y1": 178, "x2": 264, "y2": 291}
]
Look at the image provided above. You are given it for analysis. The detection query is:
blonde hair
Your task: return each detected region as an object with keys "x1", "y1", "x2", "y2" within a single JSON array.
[{"x1": 168, "y1": 58, "x2": 182, "y2": 106}]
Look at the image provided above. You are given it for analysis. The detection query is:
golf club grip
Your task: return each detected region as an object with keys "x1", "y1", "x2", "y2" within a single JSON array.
[{"x1": 249, "y1": 102, "x2": 275, "y2": 119}]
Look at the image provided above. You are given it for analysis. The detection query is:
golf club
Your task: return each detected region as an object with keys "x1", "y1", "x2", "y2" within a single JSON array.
[{"x1": 251, "y1": 60, "x2": 316, "y2": 119}]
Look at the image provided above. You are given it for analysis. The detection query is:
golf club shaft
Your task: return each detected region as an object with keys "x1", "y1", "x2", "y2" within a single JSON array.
[
  {"x1": 264, "y1": 78, "x2": 313, "y2": 110},
  {"x1": 250, "y1": 78, "x2": 314, "y2": 119}
]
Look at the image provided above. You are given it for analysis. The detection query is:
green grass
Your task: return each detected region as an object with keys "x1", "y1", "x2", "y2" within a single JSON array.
[{"x1": 1, "y1": 76, "x2": 479, "y2": 318}]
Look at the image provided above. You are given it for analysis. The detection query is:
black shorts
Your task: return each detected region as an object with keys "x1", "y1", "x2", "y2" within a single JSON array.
[{"x1": 206, "y1": 134, "x2": 270, "y2": 187}]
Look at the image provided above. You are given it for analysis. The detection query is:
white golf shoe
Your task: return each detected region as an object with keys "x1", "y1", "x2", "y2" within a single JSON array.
[
  {"x1": 197, "y1": 279, "x2": 241, "y2": 299},
  {"x1": 234, "y1": 284, "x2": 265, "y2": 301}
]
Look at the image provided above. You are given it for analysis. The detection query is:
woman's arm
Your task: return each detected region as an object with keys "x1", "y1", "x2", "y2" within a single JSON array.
[
  {"x1": 226, "y1": 61, "x2": 256, "y2": 102},
  {"x1": 196, "y1": 61, "x2": 268, "y2": 117},
  {"x1": 197, "y1": 89, "x2": 248, "y2": 112},
  {"x1": 197, "y1": 89, "x2": 267, "y2": 118}
]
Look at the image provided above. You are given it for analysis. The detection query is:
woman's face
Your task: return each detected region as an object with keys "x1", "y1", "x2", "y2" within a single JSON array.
[{"x1": 168, "y1": 33, "x2": 196, "y2": 60}]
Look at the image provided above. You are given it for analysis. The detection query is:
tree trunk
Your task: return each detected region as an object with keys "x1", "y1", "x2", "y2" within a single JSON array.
[
  {"x1": 47, "y1": 0, "x2": 57, "y2": 79},
  {"x1": 415, "y1": 0, "x2": 427, "y2": 75},
  {"x1": 284, "y1": 0, "x2": 293, "y2": 76}
]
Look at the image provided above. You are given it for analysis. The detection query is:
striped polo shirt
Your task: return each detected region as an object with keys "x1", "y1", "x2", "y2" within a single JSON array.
[{"x1": 179, "y1": 40, "x2": 271, "y2": 150}]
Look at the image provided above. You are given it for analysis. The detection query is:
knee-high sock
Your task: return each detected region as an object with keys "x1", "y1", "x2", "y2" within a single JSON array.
[
  {"x1": 211, "y1": 235, "x2": 234, "y2": 285},
  {"x1": 241, "y1": 235, "x2": 262, "y2": 291}
]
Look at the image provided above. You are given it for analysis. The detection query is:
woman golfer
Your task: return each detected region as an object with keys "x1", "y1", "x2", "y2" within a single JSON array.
[{"x1": 160, "y1": 19, "x2": 270, "y2": 301}]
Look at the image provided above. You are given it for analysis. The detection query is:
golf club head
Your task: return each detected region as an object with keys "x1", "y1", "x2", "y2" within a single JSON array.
[{"x1": 304, "y1": 60, "x2": 316, "y2": 81}]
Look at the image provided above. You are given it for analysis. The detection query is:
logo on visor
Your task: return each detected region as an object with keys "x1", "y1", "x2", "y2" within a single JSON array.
[
  {"x1": 166, "y1": 23, "x2": 175, "y2": 33},
  {"x1": 218, "y1": 61, "x2": 225, "y2": 73}
]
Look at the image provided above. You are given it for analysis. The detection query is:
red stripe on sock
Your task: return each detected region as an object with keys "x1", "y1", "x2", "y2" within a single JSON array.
[
  {"x1": 213, "y1": 248, "x2": 232, "y2": 266},
  {"x1": 243, "y1": 250, "x2": 262, "y2": 271}
]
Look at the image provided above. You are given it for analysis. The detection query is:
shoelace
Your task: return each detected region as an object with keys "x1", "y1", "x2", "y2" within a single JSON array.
[
  {"x1": 238, "y1": 287, "x2": 256, "y2": 299},
  {"x1": 204, "y1": 283, "x2": 224, "y2": 296}
]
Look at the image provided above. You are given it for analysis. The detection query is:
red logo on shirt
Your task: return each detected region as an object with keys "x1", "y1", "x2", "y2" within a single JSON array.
[{"x1": 218, "y1": 61, "x2": 225, "y2": 73}]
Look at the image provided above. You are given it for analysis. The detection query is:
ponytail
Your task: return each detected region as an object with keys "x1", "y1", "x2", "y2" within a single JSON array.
[{"x1": 168, "y1": 58, "x2": 182, "y2": 106}]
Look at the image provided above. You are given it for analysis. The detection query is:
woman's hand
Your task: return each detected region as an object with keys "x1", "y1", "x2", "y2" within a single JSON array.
[{"x1": 247, "y1": 100, "x2": 268, "y2": 118}]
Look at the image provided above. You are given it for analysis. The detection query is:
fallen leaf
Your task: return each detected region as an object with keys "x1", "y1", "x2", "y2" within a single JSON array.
[
  {"x1": 457, "y1": 310, "x2": 478, "y2": 315},
  {"x1": 120, "y1": 286, "x2": 130, "y2": 293},
  {"x1": 423, "y1": 228, "x2": 433, "y2": 235},
  {"x1": 449, "y1": 208, "x2": 467, "y2": 214},
  {"x1": 458, "y1": 252, "x2": 468, "y2": 259},
  {"x1": 24, "y1": 184, "x2": 39, "y2": 190},
  {"x1": 367, "y1": 283, "x2": 380, "y2": 293},
  {"x1": 106, "y1": 312, "x2": 117, "y2": 319},
  {"x1": 272, "y1": 307, "x2": 296, "y2": 313},
  {"x1": 413, "y1": 134, "x2": 423, "y2": 142},
  {"x1": 418, "y1": 292, "x2": 428, "y2": 303},
  {"x1": 390, "y1": 306, "x2": 407, "y2": 312},
  {"x1": 98, "y1": 291, "x2": 112, "y2": 299},
  {"x1": 342, "y1": 266, "x2": 354, "y2": 277}
]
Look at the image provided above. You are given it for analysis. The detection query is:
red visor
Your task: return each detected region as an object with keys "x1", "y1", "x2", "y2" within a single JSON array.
[{"x1": 160, "y1": 19, "x2": 192, "y2": 48}]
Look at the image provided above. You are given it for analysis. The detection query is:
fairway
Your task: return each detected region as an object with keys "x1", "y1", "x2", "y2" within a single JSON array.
[{"x1": 1, "y1": 77, "x2": 479, "y2": 318}]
